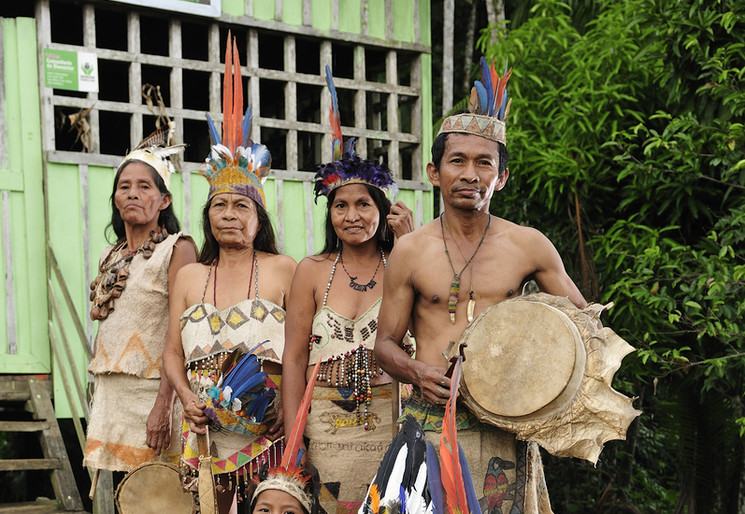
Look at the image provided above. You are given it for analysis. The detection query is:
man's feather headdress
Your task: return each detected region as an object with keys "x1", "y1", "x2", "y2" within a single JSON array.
[
  {"x1": 120, "y1": 124, "x2": 185, "y2": 190},
  {"x1": 313, "y1": 66, "x2": 397, "y2": 200},
  {"x1": 438, "y1": 56, "x2": 512, "y2": 145},
  {"x1": 200, "y1": 32, "x2": 271, "y2": 208}
]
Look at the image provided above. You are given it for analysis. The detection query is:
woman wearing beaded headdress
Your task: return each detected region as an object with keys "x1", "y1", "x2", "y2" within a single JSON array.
[
  {"x1": 282, "y1": 66, "x2": 415, "y2": 513},
  {"x1": 84, "y1": 127, "x2": 198, "y2": 479},
  {"x1": 162, "y1": 35, "x2": 296, "y2": 513}
]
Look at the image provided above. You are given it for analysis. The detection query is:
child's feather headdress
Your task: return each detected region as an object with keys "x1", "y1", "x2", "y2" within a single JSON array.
[
  {"x1": 313, "y1": 66, "x2": 397, "y2": 200},
  {"x1": 120, "y1": 124, "x2": 185, "y2": 190},
  {"x1": 438, "y1": 57, "x2": 512, "y2": 145},
  {"x1": 200, "y1": 32, "x2": 271, "y2": 208}
]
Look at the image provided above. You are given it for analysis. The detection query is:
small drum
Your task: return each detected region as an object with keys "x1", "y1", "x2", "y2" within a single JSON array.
[
  {"x1": 448, "y1": 293, "x2": 640, "y2": 463},
  {"x1": 115, "y1": 461, "x2": 194, "y2": 514}
]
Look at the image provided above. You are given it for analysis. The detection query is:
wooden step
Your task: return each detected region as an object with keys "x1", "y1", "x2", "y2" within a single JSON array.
[
  {"x1": 0, "y1": 499, "x2": 86, "y2": 513},
  {"x1": 0, "y1": 377, "x2": 84, "y2": 512}
]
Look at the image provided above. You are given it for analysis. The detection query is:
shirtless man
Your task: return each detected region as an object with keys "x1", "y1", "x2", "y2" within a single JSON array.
[{"x1": 374, "y1": 107, "x2": 587, "y2": 513}]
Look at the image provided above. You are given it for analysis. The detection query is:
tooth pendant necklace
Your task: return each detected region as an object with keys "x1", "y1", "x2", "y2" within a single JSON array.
[{"x1": 440, "y1": 213, "x2": 491, "y2": 324}]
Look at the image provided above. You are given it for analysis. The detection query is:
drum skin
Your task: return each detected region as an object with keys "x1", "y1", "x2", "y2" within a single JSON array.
[
  {"x1": 115, "y1": 461, "x2": 193, "y2": 514},
  {"x1": 459, "y1": 299, "x2": 586, "y2": 420},
  {"x1": 446, "y1": 293, "x2": 641, "y2": 464}
]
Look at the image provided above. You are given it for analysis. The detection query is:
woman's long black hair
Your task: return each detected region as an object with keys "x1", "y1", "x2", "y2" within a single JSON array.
[
  {"x1": 318, "y1": 184, "x2": 395, "y2": 255},
  {"x1": 107, "y1": 159, "x2": 180, "y2": 243},
  {"x1": 198, "y1": 196, "x2": 280, "y2": 264}
]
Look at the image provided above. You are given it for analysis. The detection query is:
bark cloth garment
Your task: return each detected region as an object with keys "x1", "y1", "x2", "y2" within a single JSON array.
[
  {"x1": 179, "y1": 264, "x2": 286, "y2": 479},
  {"x1": 403, "y1": 391, "x2": 553, "y2": 514},
  {"x1": 84, "y1": 232, "x2": 184, "y2": 472},
  {"x1": 307, "y1": 283, "x2": 412, "y2": 514}
]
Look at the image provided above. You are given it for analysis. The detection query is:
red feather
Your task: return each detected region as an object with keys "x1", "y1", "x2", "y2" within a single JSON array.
[
  {"x1": 223, "y1": 31, "x2": 233, "y2": 151},
  {"x1": 495, "y1": 68, "x2": 512, "y2": 117},
  {"x1": 489, "y1": 60, "x2": 499, "y2": 114},
  {"x1": 440, "y1": 357, "x2": 469, "y2": 514},
  {"x1": 232, "y1": 38, "x2": 243, "y2": 151},
  {"x1": 281, "y1": 357, "x2": 322, "y2": 470}
]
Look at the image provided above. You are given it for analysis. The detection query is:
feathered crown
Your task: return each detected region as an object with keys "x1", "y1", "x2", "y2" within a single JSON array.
[
  {"x1": 120, "y1": 125, "x2": 185, "y2": 190},
  {"x1": 200, "y1": 32, "x2": 271, "y2": 208},
  {"x1": 249, "y1": 358, "x2": 322, "y2": 513},
  {"x1": 313, "y1": 66, "x2": 397, "y2": 200},
  {"x1": 438, "y1": 57, "x2": 512, "y2": 145}
]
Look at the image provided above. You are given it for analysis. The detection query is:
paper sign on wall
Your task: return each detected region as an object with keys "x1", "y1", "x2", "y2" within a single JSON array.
[{"x1": 43, "y1": 49, "x2": 99, "y2": 93}]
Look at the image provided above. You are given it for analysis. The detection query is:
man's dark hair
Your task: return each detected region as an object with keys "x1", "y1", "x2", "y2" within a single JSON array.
[
  {"x1": 107, "y1": 159, "x2": 180, "y2": 243},
  {"x1": 432, "y1": 111, "x2": 509, "y2": 175},
  {"x1": 318, "y1": 184, "x2": 395, "y2": 255},
  {"x1": 198, "y1": 196, "x2": 279, "y2": 264}
]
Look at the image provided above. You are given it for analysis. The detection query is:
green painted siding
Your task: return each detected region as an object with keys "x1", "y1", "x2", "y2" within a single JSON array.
[
  {"x1": 337, "y1": 0, "x2": 362, "y2": 34},
  {"x1": 0, "y1": 17, "x2": 49, "y2": 374}
]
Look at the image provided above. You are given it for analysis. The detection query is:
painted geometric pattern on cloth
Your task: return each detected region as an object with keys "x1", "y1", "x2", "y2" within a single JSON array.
[
  {"x1": 180, "y1": 300, "x2": 284, "y2": 362},
  {"x1": 317, "y1": 481, "x2": 363, "y2": 514},
  {"x1": 181, "y1": 420, "x2": 279, "y2": 475}
]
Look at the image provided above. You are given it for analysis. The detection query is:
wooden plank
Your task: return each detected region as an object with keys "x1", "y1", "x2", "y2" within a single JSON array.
[
  {"x1": 0, "y1": 499, "x2": 64, "y2": 514},
  {"x1": 47, "y1": 246, "x2": 92, "y2": 361},
  {"x1": 83, "y1": 4, "x2": 100, "y2": 153},
  {"x1": 442, "y1": 0, "x2": 454, "y2": 116},
  {"x1": 91, "y1": 469, "x2": 114, "y2": 514},
  {"x1": 0, "y1": 376, "x2": 51, "y2": 400},
  {"x1": 0, "y1": 459, "x2": 62, "y2": 471},
  {"x1": 128, "y1": 12, "x2": 142, "y2": 150},
  {"x1": 35, "y1": 0, "x2": 55, "y2": 155},
  {"x1": 0, "y1": 421, "x2": 51, "y2": 432},
  {"x1": 0, "y1": 20, "x2": 6, "y2": 172},
  {"x1": 47, "y1": 279, "x2": 90, "y2": 420},
  {"x1": 303, "y1": 181, "x2": 314, "y2": 257},
  {"x1": 28, "y1": 379, "x2": 84, "y2": 511},
  {"x1": 2, "y1": 190, "x2": 16, "y2": 354},
  {"x1": 47, "y1": 321, "x2": 87, "y2": 454},
  {"x1": 14, "y1": 17, "x2": 50, "y2": 372}
]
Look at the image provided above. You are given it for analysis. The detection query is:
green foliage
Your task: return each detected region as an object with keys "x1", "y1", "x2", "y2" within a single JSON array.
[{"x1": 476, "y1": 0, "x2": 745, "y2": 510}]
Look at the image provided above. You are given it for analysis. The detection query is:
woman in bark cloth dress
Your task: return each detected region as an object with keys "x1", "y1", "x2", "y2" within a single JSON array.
[
  {"x1": 281, "y1": 67, "x2": 414, "y2": 514},
  {"x1": 162, "y1": 36, "x2": 296, "y2": 514},
  {"x1": 84, "y1": 128, "x2": 197, "y2": 478}
]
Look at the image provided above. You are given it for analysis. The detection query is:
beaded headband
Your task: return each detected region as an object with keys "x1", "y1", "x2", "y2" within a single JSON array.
[
  {"x1": 313, "y1": 66, "x2": 397, "y2": 200},
  {"x1": 438, "y1": 57, "x2": 512, "y2": 145},
  {"x1": 199, "y1": 32, "x2": 271, "y2": 208},
  {"x1": 119, "y1": 125, "x2": 185, "y2": 190},
  {"x1": 250, "y1": 358, "x2": 321, "y2": 513}
]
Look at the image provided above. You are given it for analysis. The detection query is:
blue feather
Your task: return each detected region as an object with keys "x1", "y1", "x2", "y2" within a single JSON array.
[
  {"x1": 205, "y1": 113, "x2": 221, "y2": 146},
  {"x1": 242, "y1": 105, "x2": 252, "y2": 148},
  {"x1": 479, "y1": 57, "x2": 494, "y2": 116},
  {"x1": 398, "y1": 485, "x2": 406, "y2": 514},
  {"x1": 221, "y1": 355, "x2": 260, "y2": 392},
  {"x1": 474, "y1": 81, "x2": 488, "y2": 116},
  {"x1": 425, "y1": 441, "x2": 444, "y2": 514},
  {"x1": 229, "y1": 371, "x2": 267, "y2": 400},
  {"x1": 457, "y1": 441, "x2": 481, "y2": 514},
  {"x1": 325, "y1": 65, "x2": 339, "y2": 115},
  {"x1": 343, "y1": 137, "x2": 357, "y2": 158}
]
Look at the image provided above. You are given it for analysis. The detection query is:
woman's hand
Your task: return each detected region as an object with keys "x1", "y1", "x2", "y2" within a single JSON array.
[
  {"x1": 387, "y1": 201, "x2": 415, "y2": 239},
  {"x1": 182, "y1": 390, "x2": 209, "y2": 434},
  {"x1": 145, "y1": 400, "x2": 173, "y2": 452}
]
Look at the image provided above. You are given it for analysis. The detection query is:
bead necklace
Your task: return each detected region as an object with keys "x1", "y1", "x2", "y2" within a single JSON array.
[
  {"x1": 89, "y1": 226, "x2": 168, "y2": 321},
  {"x1": 440, "y1": 213, "x2": 491, "y2": 324}
]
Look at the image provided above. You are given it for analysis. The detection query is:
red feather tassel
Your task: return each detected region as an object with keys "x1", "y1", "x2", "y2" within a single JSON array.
[
  {"x1": 281, "y1": 357, "x2": 322, "y2": 470},
  {"x1": 440, "y1": 357, "x2": 469, "y2": 514}
]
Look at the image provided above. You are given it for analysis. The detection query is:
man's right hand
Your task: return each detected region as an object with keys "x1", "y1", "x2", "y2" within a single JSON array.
[{"x1": 415, "y1": 365, "x2": 453, "y2": 406}]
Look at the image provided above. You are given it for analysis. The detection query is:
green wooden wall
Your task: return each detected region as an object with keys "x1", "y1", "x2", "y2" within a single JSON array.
[{"x1": 1, "y1": 0, "x2": 433, "y2": 418}]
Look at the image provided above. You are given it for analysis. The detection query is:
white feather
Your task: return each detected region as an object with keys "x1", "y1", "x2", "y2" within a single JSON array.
[{"x1": 383, "y1": 445, "x2": 408, "y2": 502}]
